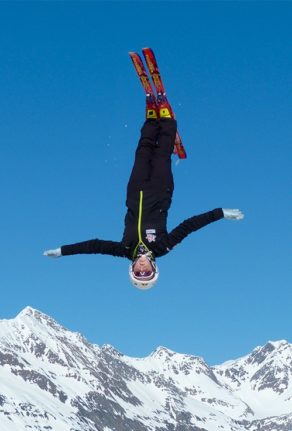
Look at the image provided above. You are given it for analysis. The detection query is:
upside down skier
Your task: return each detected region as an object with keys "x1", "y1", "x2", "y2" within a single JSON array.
[{"x1": 44, "y1": 49, "x2": 244, "y2": 289}]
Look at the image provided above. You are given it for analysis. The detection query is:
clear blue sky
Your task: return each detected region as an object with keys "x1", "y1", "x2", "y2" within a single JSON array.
[{"x1": 1, "y1": 1, "x2": 291, "y2": 365}]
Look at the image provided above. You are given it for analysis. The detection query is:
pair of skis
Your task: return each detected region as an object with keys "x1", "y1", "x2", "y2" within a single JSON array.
[{"x1": 129, "y1": 48, "x2": 187, "y2": 159}]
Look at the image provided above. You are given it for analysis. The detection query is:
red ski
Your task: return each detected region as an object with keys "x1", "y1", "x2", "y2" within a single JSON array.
[
  {"x1": 142, "y1": 47, "x2": 187, "y2": 159},
  {"x1": 129, "y1": 50, "x2": 187, "y2": 159},
  {"x1": 129, "y1": 52, "x2": 159, "y2": 120},
  {"x1": 129, "y1": 52, "x2": 155, "y2": 98}
]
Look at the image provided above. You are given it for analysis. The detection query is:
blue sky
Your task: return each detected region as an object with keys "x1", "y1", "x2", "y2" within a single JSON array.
[{"x1": 0, "y1": 1, "x2": 291, "y2": 365}]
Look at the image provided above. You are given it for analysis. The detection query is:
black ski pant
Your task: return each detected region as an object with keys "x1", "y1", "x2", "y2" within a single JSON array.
[
  {"x1": 124, "y1": 119, "x2": 177, "y2": 228},
  {"x1": 127, "y1": 119, "x2": 176, "y2": 195}
]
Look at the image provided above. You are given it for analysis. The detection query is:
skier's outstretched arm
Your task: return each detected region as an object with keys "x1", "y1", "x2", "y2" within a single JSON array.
[
  {"x1": 44, "y1": 239, "x2": 129, "y2": 259},
  {"x1": 165, "y1": 208, "x2": 244, "y2": 249}
]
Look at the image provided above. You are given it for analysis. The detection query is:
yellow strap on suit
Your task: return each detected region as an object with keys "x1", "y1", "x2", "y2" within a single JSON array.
[{"x1": 132, "y1": 190, "x2": 151, "y2": 259}]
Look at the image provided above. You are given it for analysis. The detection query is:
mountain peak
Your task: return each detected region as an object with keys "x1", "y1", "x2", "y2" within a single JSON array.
[
  {"x1": 16, "y1": 306, "x2": 46, "y2": 321},
  {"x1": 14, "y1": 306, "x2": 66, "y2": 335},
  {"x1": 101, "y1": 344, "x2": 123, "y2": 357},
  {"x1": 17, "y1": 305, "x2": 36, "y2": 316},
  {"x1": 151, "y1": 346, "x2": 176, "y2": 359},
  {"x1": 268, "y1": 339, "x2": 289, "y2": 349},
  {"x1": 248, "y1": 339, "x2": 290, "y2": 366}
]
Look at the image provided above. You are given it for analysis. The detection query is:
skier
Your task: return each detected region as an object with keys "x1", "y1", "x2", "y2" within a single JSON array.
[
  {"x1": 44, "y1": 49, "x2": 244, "y2": 289},
  {"x1": 44, "y1": 96, "x2": 243, "y2": 289}
]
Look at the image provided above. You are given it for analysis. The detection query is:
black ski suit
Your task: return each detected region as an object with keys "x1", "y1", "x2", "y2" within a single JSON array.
[{"x1": 61, "y1": 119, "x2": 224, "y2": 260}]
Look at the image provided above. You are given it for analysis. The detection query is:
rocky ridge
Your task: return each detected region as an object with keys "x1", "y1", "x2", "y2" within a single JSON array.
[{"x1": 0, "y1": 307, "x2": 291, "y2": 431}]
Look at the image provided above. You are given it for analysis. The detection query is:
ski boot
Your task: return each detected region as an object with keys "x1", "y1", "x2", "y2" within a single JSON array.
[
  {"x1": 146, "y1": 94, "x2": 158, "y2": 119},
  {"x1": 157, "y1": 93, "x2": 175, "y2": 119}
]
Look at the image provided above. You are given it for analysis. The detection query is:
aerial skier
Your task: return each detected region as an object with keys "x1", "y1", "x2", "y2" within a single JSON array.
[{"x1": 44, "y1": 48, "x2": 244, "y2": 289}]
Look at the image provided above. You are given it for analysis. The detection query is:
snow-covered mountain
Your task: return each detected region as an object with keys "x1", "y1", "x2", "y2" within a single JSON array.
[{"x1": 0, "y1": 307, "x2": 291, "y2": 431}]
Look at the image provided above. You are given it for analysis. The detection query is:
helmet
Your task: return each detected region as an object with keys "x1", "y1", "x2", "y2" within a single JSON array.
[{"x1": 129, "y1": 254, "x2": 159, "y2": 290}]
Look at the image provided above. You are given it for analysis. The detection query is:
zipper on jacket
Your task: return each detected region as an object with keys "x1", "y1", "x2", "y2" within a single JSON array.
[{"x1": 132, "y1": 190, "x2": 150, "y2": 259}]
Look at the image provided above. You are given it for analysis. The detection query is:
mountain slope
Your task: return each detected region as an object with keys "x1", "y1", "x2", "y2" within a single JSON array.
[{"x1": 0, "y1": 307, "x2": 291, "y2": 431}]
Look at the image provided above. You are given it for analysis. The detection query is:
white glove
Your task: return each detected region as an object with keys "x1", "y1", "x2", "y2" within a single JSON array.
[
  {"x1": 43, "y1": 247, "x2": 62, "y2": 258},
  {"x1": 223, "y1": 209, "x2": 244, "y2": 220}
]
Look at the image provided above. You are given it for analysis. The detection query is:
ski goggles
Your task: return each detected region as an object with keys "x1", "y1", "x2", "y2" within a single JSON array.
[{"x1": 133, "y1": 270, "x2": 155, "y2": 281}]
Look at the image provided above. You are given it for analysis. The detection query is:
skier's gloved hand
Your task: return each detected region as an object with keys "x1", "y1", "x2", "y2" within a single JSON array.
[
  {"x1": 43, "y1": 248, "x2": 62, "y2": 258},
  {"x1": 223, "y1": 209, "x2": 244, "y2": 220}
]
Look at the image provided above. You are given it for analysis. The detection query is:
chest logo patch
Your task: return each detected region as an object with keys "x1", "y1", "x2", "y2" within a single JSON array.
[{"x1": 145, "y1": 229, "x2": 157, "y2": 243}]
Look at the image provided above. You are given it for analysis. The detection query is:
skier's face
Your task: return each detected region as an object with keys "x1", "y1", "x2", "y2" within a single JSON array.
[{"x1": 133, "y1": 256, "x2": 153, "y2": 273}]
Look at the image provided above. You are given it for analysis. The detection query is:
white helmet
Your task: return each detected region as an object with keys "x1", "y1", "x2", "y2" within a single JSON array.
[{"x1": 129, "y1": 256, "x2": 159, "y2": 290}]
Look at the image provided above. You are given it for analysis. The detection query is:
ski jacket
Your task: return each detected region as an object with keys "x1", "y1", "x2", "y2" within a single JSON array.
[{"x1": 61, "y1": 192, "x2": 224, "y2": 260}]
